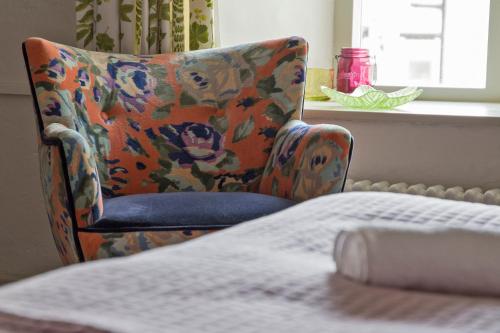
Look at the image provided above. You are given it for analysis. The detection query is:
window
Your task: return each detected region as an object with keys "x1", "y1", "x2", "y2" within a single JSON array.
[
  {"x1": 217, "y1": 0, "x2": 500, "y2": 102},
  {"x1": 357, "y1": 0, "x2": 490, "y2": 88},
  {"x1": 336, "y1": 0, "x2": 499, "y2": 102}
]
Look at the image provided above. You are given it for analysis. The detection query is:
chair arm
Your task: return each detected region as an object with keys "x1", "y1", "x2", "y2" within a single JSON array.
[
  {"x1": 259, "y1": 120, "x2": 353, "y2": 202},
  {"x1": 43, "y1": 123, "x2": 103, "y2": 227}
]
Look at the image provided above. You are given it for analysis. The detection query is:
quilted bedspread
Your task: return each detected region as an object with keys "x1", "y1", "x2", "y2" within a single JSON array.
[{"x1": 1, "y1": 192, "x2": 500, "y2": 333}]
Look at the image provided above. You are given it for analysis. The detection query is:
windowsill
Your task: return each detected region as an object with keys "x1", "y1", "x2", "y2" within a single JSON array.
[{"x1": 303, "y1": 100, "x2": 500, "y2": 125}]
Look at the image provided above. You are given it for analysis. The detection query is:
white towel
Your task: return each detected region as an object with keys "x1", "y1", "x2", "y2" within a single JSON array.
[{"x1": 333, "y1": 224, "x2": 500, "y2": 297}]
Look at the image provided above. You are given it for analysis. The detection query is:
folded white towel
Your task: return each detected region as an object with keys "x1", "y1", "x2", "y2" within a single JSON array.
[{"x1": 333, "y1": 224, "x2": 500, "y2": 297}]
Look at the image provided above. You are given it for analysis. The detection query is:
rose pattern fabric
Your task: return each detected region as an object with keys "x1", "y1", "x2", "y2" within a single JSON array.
[
  {"x1": 44, "y1": 123, "x2": 103, "y2": 229},
  {"x1": 260, "y1": 120, "x2": 353, "y2": 202},
  {"x1": 36, "y1": 89, "x2": 75, "y2": 128},
  {"x1": 59, "y1": 48, "x2": 78, "y2": 68},
  {"x1": 39, "y1": 144, "x2": 81, "y2": 264},
  {"x1": 79, "y1": 230, "x2": 214, "y2": 261},
  {"x1": 46, "y1": 59, "x2": 66, "y2": 83},
  {"x1": 292, "y1": 139, "x2": 346, "y2": 200},
  {"x1": 77, "y1": 68, "x2": 90, "y2": 89},
  {"x1": 272, "y1": 52, "x2": 307, "y2": 114},
  {"x1": 175, "y1": 53, "x2": 254, "y2": 108},
  {"x1": 103, "y1": 58, "x2": 157, "y2": 113},
  {"x1": 274, "y1": 125, "x2": 309, "y2": 167},
  {"x1": 24, "y1": 36, "x2": 352, "y2": 264},
  {"x1": 149, "y1": 122, "x2": 226, "y2": 169}
]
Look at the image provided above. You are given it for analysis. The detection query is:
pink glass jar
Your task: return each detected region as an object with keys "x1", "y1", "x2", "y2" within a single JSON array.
[{"x1": 336, "y1": 48, "x2": 375, "y2": 93}]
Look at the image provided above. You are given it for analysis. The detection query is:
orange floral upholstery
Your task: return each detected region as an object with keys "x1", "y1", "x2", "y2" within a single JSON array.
[{"x1": 23, "y1": 37, "x2": 352, "y2": 263}]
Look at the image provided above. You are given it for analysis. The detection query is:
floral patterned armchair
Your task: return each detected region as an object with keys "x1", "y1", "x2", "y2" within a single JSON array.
[{"x1": 23, "y1": 37, "x2": 353, "y2": 264}]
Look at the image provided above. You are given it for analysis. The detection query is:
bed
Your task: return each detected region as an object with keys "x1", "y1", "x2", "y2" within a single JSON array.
[{"x1": 1, "y1": 192, "x2": 500, "y2": 333}]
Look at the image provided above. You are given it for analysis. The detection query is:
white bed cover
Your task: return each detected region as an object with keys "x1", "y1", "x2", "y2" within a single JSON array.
[{"x1": 1, "y1": 192, "x2": 500, "y2": 333}]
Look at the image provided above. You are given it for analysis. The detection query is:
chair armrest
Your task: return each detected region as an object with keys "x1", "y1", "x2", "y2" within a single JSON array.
[
  {"x1": 43, "y1": 123, "x2": 103, "y2": 228},
  {"x1": 259, "y1": 120, "x2": 353, "y2": 202}
]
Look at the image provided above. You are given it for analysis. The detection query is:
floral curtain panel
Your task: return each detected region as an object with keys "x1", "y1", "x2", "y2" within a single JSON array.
[{"x1": 76, "y1": 0, "x2": 214, "y2": 54}]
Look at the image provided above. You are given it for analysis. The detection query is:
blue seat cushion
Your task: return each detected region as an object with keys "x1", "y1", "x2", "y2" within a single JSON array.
[{"x1": 89, "y1": 192, "x2": 296, "y2": 232}]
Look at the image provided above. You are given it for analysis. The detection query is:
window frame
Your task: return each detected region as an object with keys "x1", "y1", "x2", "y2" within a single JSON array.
[{"x1": 334, "y1": 0, "x2": 500, "y2": 103}]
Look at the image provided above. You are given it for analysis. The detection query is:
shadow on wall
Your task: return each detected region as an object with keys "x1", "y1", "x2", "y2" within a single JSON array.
[
  {"x1": 0, "y1": 0, "x2": 76, "y2": 282},
  {"x1": 0, "y1": 95, "x2": 62, "y2": 283}
]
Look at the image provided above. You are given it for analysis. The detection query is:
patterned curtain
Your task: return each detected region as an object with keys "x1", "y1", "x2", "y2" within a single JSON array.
[{"x1": 76, "y1": 0, "x2": 214, "y2": 54}]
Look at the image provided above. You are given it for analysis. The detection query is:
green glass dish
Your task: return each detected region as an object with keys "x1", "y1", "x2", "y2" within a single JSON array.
[{"x1": 320, "y1": 85, "x2": 423, "y2": 109}]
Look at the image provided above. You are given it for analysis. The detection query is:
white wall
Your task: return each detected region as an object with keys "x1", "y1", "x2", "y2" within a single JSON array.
[
  {"x1": 305, "y1": 109, "x2": 500, "y2": 189},
  {"x1": 217, "y1": 0, "x2": 335, "y2": 69},
  {"x1": 0, "y1": 0, "x2": 75, "y2": 284}
]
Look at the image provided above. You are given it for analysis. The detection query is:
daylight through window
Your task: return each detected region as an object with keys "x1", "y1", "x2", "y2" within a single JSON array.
[{"x1": 357, "y1": 0, "x2": 490, "y2": 88}]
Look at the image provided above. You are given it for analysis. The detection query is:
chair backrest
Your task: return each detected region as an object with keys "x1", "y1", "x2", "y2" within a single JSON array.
[{"x1": 24, "y1": 37, "x2": 307, "y2": 197}]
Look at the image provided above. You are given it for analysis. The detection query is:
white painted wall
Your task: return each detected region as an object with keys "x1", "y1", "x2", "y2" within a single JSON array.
[
  {"x1": 304, "y1": 105, "x2": 500, "y2": 190},
  {"x1": 217, "y1": 0, "x2": 335, "y2": 69},
  {"x1": 0, "y1": 0, "x2": 75, "y2": 284}
]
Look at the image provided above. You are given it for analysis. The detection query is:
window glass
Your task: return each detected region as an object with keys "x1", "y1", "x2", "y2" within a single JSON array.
[{"x1": 358, "y1": 0, "x2": 490, "y2": 88}]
